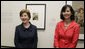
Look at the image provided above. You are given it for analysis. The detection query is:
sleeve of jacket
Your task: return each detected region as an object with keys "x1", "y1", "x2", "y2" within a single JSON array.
[
  {"x1": 54, "y1": 23, "x2": 59, "y2": 48},
  {"x1": 33, "y1": 26, "x2": 38, "y2": 48},
  {"x1": 68, "y1": 25, "x2": 80, "y2": 48},
  {"x1": 14, "y1": 26, "x2": 22, "y2": 48}
]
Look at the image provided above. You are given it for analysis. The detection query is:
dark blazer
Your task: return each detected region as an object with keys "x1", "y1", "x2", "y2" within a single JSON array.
[{"x1": 14, "y1": 22, "x2": 38, "y2": 48}]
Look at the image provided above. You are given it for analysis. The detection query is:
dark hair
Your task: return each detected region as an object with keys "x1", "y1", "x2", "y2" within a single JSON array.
[
  {"x1": 60, "y1": 5, "x2": 75, "y2": 21},
  {"x1": 20, "y1": 9, "x2": 31, "y2": 19}
]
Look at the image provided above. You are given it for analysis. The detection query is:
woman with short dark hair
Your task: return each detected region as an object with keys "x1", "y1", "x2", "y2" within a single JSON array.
[{"x1": 54, "y1": 5, "x2": 80, "y2": 48}]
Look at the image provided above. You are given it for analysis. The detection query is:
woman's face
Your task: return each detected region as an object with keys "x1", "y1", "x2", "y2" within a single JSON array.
[
  {"x1": 80, "y1": 9, "x2": 84, "y2": 13},
  {"x1": 20, "y1": 13, "x2": 29, "y2": 24},
  {"x1": 62, "y1": 7, "x2": 72, "y2": 20}
]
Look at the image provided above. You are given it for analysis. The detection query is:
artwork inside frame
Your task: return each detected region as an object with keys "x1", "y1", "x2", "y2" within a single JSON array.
[
  {"x1": 26, "y1": 4, "x2": 46, "y2": 30},
  {"x1": 66, "y1": 1, "x2": 84, "y2": 40}
]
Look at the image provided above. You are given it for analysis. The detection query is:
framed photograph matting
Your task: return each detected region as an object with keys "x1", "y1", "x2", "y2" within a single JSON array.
[{"x1": 26, "y1": 4, "x2": 46, "y2": 30}]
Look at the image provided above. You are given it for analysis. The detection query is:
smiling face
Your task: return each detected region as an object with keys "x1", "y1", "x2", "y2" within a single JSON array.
[
  {"x1": 62, "y1": 7, "x2": 72, "y2": 20},
  {"x1": 20, "y1": 13, "x2": 29, "y2": 24},
  {"x1": 20, "y1": 9, "x2": 31, "y2": 24},
  {"x1": 60, "y1": 5, "x2": 75, "y2": 21}
]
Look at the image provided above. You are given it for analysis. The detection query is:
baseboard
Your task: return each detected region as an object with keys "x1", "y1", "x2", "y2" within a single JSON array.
[{"x1": 1, "y1": 46, "x2": 15, "y2": 48}]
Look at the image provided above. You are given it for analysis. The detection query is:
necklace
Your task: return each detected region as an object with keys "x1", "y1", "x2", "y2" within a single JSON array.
[
  {"x1": 65, "y1": 24, "x2": 69, "y2": 27},
  {"x1": 64, "y1": 22, "x2": 70, "y2": 29}
]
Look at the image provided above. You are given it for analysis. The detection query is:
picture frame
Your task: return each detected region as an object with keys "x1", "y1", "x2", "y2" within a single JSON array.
[
  {"x1": 26, "y1": 4, "x2": 46, "y2": 30},
  {"x1": 66, "y1": 1, "x2": 84, "y2": 40}
]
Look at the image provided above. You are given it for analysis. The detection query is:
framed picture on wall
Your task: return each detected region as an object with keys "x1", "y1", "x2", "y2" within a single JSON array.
[
  {"x1": 26, "y1": 4, "x2": 46, "y2": 30},
  {"x1": 66, "y1": 1, "x2": 84, "y2": 40}
]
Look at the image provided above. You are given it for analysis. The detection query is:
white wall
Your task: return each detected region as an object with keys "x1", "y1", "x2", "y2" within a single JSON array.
[{"x1": 1, "y1": 1, "x2": 65, "y2": 48}]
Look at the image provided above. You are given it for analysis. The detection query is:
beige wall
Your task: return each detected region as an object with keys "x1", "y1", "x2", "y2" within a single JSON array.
[{"x1": 1, "y1": 1, "x2": 84, "y2": 48}]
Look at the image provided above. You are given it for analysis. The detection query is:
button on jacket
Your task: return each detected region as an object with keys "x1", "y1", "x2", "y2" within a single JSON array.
[
  {"x1": 14, "y1": 22, "x2": 38, "y2": 48},
  {"x1": 54, "y1": 20, "x2": 80, "y2": 48}
]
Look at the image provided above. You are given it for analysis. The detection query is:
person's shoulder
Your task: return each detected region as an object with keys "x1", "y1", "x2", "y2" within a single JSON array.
[
  {"x1": 16, "y1": 24, "x2": 22, "y2": 29},
  {"x1": 56, "y1": 20, "x2": 63, "y2": 25},
  {"x1": 31, "y1": 24, "x2": 37, "y2": 29},
  {"x1": 73, "y1": 21, "x2": 80, "y2": 27}
]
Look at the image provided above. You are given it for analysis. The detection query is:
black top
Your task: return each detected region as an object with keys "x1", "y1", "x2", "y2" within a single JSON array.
[{"x1": 14, "y1": 22, "x2": 38, "y2": 48}]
